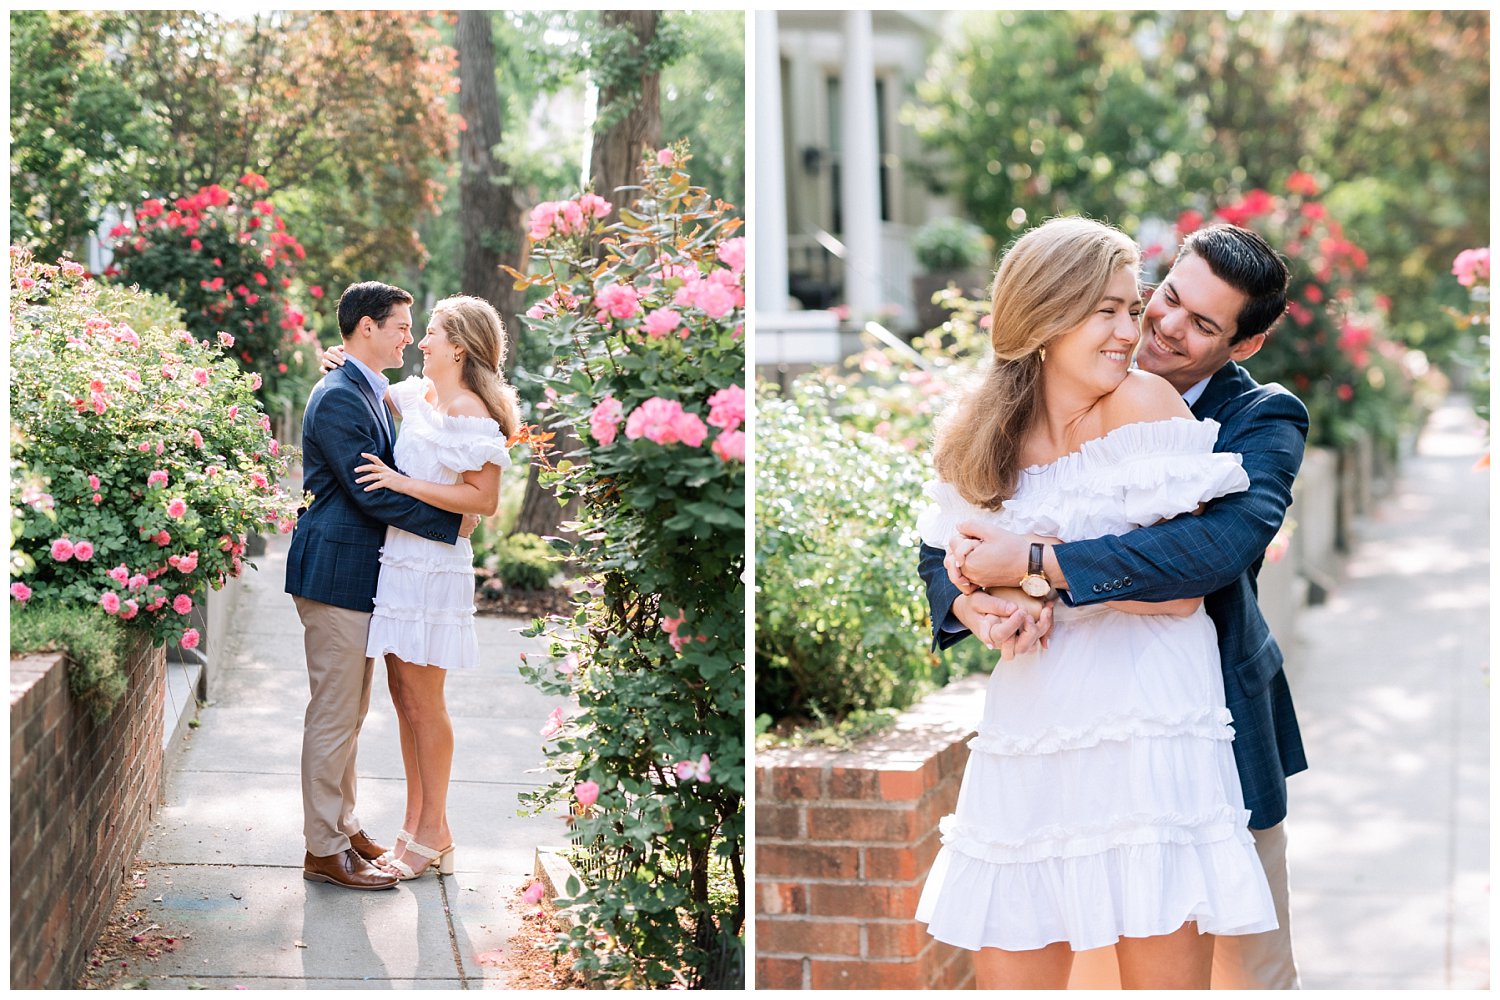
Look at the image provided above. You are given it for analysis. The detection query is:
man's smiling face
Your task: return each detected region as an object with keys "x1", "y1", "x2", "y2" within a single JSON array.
[{"x1": 1137, "y1": 252, "x2": 1264, "y2": 393}]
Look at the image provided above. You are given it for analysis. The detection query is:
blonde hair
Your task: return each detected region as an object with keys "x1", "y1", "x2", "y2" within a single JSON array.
[
  {"x1": 430, "y1": 295, "x2": 521, "y2": 438},
  {"x1": 932, "y1": 217, "x2": 1140, "y2": 509}
]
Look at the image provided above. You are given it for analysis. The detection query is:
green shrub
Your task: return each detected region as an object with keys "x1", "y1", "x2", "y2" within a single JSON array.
[
  {"x1": 912, "y1": 216, "x2": 991, "y2": 272},
  {"x1": 756, "y1": 380, "x2": 969, "y2": 726},
  {"x1": 488, "y1": 531, "x2": 556, "y2": 591},
  {"x1": 10, "y1": 247, "x2": 301, "y2": 715},
  {"x1": 10, "y1": 599, "x2": 129, "y2": 723}
]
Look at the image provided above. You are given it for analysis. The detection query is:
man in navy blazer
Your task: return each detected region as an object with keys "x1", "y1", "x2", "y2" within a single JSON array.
[
  {"x1": 286, "y1": 281, "x2": 473, "y2": 890},
  {"x1": 920, "y1": 225, "x2": 1307, "y2": 988}
]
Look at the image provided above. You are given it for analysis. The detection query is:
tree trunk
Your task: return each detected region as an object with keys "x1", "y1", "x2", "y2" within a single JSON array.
[
  {"x1": 456, "y1": 10, "x2": 525, "y2": 371},
  {"x1": 588, "y1": 10, "x2": 664, "y2": 217},
  {"x1": 516, "y1": 12, "x2": 666, "y2": 542}
]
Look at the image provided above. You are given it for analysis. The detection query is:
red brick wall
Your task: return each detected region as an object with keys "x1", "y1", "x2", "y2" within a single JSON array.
[
  {"x1": 755, "y1": 676, "x2": 986, "y2": 990},
  {"x1": 10, "y1": 639, "x2": 167, "y2": 989}
]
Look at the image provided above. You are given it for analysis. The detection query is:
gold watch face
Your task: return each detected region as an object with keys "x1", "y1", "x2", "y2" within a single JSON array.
[{"x1": 1020, "y1": 574, "x2": 1051, "y2": 598}]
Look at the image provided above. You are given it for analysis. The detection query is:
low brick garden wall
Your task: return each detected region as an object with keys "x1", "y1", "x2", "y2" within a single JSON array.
[
  {"x1": 10, "y1": 638, "x2": 167, "y2": 989},
  {"x1": 755, "y1": 675, "x2": 987, "y2": 990}
]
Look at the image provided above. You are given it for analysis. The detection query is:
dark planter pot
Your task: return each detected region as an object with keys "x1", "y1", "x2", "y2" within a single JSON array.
[{"x1": 912, "y1": 269, "x2": 989, "y2": 335}]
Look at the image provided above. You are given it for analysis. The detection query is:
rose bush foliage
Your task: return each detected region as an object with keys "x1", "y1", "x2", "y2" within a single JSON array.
[
  {"x1": 10, "y1": 247, "x2": 300, "y2": 713},
  {"x1": 514, "y1": 145, "x2": 745, "y2": 989},
  {"x1": 108, "y1": 174, "x2": 320, "y2": 411}
]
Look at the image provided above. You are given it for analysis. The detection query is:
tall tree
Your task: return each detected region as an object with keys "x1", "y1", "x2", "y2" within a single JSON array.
[
  {"x1": 514, "y1": 11, "x2": 683, "y2": 540},
  {"x1": 456, "y1": 11, "x2": 526, "y2": 365},
  {"x1": 588, "y1": 11, "x2": 676, "y2": 215}
]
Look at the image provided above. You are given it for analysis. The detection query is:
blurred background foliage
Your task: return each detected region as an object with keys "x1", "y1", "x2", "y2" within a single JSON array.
[{"x1": 908, "y1": 10, "x2": 1488, "y2": 364}]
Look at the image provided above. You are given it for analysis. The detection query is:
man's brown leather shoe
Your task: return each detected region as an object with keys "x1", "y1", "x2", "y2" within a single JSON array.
[
  {"x1": 303, "y1": 849, "x2": 398, "y2": 890},
  {"x1": 347, "y1": 830, "x2": 387, "y2": 863}
]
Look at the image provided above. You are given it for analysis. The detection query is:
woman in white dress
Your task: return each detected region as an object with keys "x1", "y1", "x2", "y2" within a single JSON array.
[
  {"x1": 913, "y1": 218, "x2": 1276, "y2": 988},
  {"x1": 334, "y1": 295, "x2": 518, "y2": 880}
]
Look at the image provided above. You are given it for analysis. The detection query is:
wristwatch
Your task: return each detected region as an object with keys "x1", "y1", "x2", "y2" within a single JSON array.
[{"x1": 1019, "y1": 542, "x2": 1052, "y2": 598}]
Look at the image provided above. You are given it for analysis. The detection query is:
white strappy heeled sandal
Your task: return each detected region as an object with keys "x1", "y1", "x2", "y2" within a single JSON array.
[
  {"x1": 384, "y1": 838, "x2": 456, "y2": 880},
  {"x1": 375, "y1": 828, "x2": 413, "y2": 868}
]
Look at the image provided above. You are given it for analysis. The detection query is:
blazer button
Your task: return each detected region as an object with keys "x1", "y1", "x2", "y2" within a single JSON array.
[
  {"x1": 1093, "y1": 583, "x2": 1102, "y2": 594},
  {"x1": 1123, "y1": 576, "x2": 1132, "y2": 586},
  {"x1": 1102, "y1": 582, "x2": 1113, "y2": 592},
  {"x1": 1113, "y1": 579, "x2": 1122, "y2": 588}
]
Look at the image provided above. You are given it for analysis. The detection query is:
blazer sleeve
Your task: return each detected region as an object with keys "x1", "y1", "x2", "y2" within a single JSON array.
[
  {"x1": 919, "y1": 541, "x2": 970, "y2": 651},
  {"x1": 1054, "y1": 389, "x2": 1308, "y2": 604},
  {"x1": 308, "y1": 387, "x2": 462, "y2": 543}
]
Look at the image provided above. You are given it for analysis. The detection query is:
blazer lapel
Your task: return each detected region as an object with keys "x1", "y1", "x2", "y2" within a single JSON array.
[
  {"x1": 338, "y1": 365, "x2": 393, "y2": 451},
  {"x1": 1189, "y1": 361, "x2": 1249, "y2": 421}
]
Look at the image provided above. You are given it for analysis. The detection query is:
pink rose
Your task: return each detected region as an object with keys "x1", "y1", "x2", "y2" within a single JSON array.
[
  {"x1": 190, "y1": 429, "x2": 204, "y2": 448},
  {"x1": 657, "y1": 148, "x2": 675, "y2": 166},
  {"x1": 574, "y1": 780, "x2": 600, "y2": 808},
  {"x1": 577, "y1": 193, "x2": 612, "y2": 219},
  {"x1": 218, "y1": 332, "x2": 234, "y2": 348},
  {"x1": 129, "y1": 574, "x2": 148, "y2": 590},
  {"x1": 718, "y1": 237, "x2": 746, "y2": 274},
  {"x1": 250, "y1": 472, "x2": 268, "y2": 489},
  {"x1": 589, "y1": 395, "x2": 624, "y2": 446},
  {"x1": 100, "y1": 592, "x2": 121, "y2": 614},
  {"x1": 192, "y1": 367, "x2": 209, "y2": 386},
  {"x1": 50, "y1": 538, "x2": 75, "y2": 562},
  {"x1": 72, "y1": 540, "x2": 94, "y2": 561},
  {"x1": 177, "y1": 551, "x2": 199, "y2": 573},
  {"x1": 522, "y1": 881, "x2": 546, "y2": 905},
  {"x1": 642, "y1": 308, "x2": 682, "y2": 340},
  {"x1": 166, "y1": 498, "x2": 188, "y2": 518},
  {"x1": 624, "y1": 397, "x2": 687, "y2": 445},
  {"x1": 712, "y1": 429, "x2": 746, "y2": 463},
  {"x1": 227, "y1": 405, "x2": 239, "y2": 420},
  {"x1": 180, "y1": 628, "x2": 200, "y2": 650},
  {"x1": 148, "y1": 470, "x2": 169, "y2": 488},
  {"x1": 119, "y1": 599, "x2": 139, "y2": 621},
  {"x1": 706, "y1": 384, "x2": 745, "y2": 431},
  {"x1": 10, "y1": 582, "x2": 32, "y2": 603},
  {"x1": 528, "y1": 201, "x2": 559, "y2": 241},
  {"x1": 694, "y1": 283, "x2": 736, "y2": 320},
  {"x1": 108, "y1": 564, "x2": 130, "y2": 584},
  {"x1": 670, "y1": 410, "x2": 708, "y2": 448},
  {"x1": 153, "y1": 530, "x2": 171, "y2": 546},
  {"x1": 88, "y1": 474, "x2": 101, "y2": 491},
  {"x1": 539, "y1": 706, "x2": 565, "y2": 739},
  {"x1": 558, "y1": 200, "x2": 584, "y2": 234},
  {"x1": 173, "y1": 594, "x2": 193, "y2": 615},
  {"x1": 595, "y1": 284, "x2": 641, "y2": 321},
  {"x1": 674, "y1": 754, "x2": 711, "y2": 783}
]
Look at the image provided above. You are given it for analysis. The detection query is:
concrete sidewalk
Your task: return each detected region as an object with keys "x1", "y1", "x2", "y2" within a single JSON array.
[
  {"x1": 125, "y1": 533, "x2": 565, "y2": 989},
  {"x1": 1285, "y1": 397, "x2": 1490, "y2": 988}
]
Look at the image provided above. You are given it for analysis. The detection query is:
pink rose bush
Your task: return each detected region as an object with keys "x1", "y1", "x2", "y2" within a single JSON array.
[
  {"x1": 10, "y1": 247, "x2": 299, "y2": 713},
  {"x1": 108, "y1": 175, "x2": 319, "y2": 409},
  {"x1": 514, "y1": 143, "x2": 744, "y2": 987}
]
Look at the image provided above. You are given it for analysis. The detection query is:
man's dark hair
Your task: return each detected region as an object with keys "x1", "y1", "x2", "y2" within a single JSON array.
[
  {"x1": 337, "y1": 281, "x2": 414, "y2": 338},
  {"x1": 1178, "y1": 224, "x2": 1290, "y2": 344}
]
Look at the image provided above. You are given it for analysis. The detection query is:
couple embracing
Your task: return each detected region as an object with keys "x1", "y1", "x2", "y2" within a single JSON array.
[
  {"x1": 286, "y1": 282, "x2": 519, "y2": 891},
  {"x1": 915, "y1": 219, "x2": 1308, "y2": 989}
]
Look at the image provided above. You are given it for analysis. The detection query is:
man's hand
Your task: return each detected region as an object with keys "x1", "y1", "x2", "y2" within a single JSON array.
[
  {"x1": 944, "y1": 535, "x2": 980, "y2": 593},
  {"x1": 459, "y1": 513, "x2": 480, "y2": 538}
]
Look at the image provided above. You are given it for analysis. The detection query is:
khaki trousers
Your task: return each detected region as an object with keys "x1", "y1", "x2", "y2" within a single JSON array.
[
  {"x1": 1067, "y1": 822, "x2": 1301, "y2": 989},
  {"x1": 294, "y1": 596, "x2": 375, "y2": 857}
]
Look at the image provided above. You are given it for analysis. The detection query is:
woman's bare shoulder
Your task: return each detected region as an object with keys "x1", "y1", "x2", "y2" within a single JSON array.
[
  {"x1": 444, "y1": 390, "x2": 490, "y2": 419},
  {"x1": 1099, "y1": 369, "x2": 1192, "y2": 430}
]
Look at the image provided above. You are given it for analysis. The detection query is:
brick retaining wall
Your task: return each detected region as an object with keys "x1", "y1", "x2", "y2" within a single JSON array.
[
  {"x1": 10, "y1": 639, "x2": 167, "y2": 989},
  {"x1": 755, "y1": 675, "x2": 987, "y2": 990}
]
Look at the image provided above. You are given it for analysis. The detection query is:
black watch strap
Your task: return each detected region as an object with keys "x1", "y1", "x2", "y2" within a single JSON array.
[{"x1": 1028, "y1": 542, "x2": 1044, "y2": 579}]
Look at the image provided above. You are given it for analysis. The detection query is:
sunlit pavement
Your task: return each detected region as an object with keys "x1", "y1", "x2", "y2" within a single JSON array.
[
  {"x1": 127, "y1": 533, "x2": 564, "y2": 989},
  {"x1": 1285, "y1": 397, "x2": 1489, "y2": 988}
]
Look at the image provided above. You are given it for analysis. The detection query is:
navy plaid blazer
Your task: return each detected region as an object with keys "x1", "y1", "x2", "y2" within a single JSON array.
[
  {"x1": 285, "y1": 363, "x2": 461, "y2": 613},
  {"x1": 919, "y1": 361, "x2": 1309, "y2": 829}
]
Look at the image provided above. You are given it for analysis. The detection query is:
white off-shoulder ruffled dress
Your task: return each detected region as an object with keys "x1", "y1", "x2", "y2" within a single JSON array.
[
  {"x1": 913, "y1": 417, "x2": 1278, "y2": 952},
  {"x1": 364, "y1": 377, "x2": 511, "y2": 670}
]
